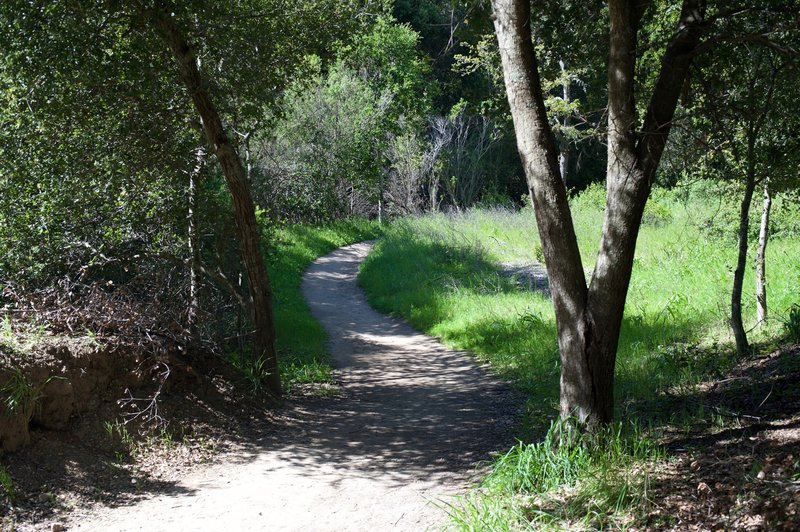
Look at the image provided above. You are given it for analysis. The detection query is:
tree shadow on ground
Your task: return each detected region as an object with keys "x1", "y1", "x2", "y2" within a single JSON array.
[
  {"x1": 2, "y1": 412, "x2": 199, "y2": 527},
  {"x1": 634, "y1": 345, "x2": 800, "y2": 530}
]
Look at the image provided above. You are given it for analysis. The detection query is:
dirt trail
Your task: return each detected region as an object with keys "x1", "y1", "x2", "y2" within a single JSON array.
[{"x1": 69, "y1": 241, "x2": 520, "y2": 531}]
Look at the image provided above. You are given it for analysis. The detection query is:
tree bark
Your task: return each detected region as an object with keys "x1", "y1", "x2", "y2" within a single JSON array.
[
  {"x1": 493, "y1": 0, "x2": 593, "y2": 425},
  {"x1": 147, "y1": 4, "x2": 281, "y2": 396},
  {"x1": 732, "y1": 169, "x2": 755, "y2": 356},
  {"x1": 492, "y1": 0, "x2": 705, "y2": 427},
  {"x1": 756, "y1": 180, "x2": 771, "y2": 323}
]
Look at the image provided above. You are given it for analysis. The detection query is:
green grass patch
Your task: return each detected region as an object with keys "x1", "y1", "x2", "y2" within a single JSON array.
[
  {"x1": 267, "y1": 218, "x2": 382, "y2": 392},
  {"x1": 0, "y1": 464, "x2": 16, "y2": 500},
  {"x1": 359, "y1": 182, "x2": 800, "y2": 528},
  {"x1": 445, "y1": 420, "x2": 663, "y2": 530},
  {"x1": 360, "y1": 183, "x2": 800, "y2": 414}
]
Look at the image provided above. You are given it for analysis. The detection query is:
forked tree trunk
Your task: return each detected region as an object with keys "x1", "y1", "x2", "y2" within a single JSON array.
[
  {"x1": 148, "y1": 5, "x2": 281, "y2": 395},
  {"x1": 756, "y1": 180, "x2": 771, "y2": 323},
  {"x1": 492, "y1": 0, "x2": 706, "y2": 428}
]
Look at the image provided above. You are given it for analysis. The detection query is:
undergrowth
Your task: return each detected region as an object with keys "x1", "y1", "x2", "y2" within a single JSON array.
[
  {"x1": 0, "y1": 367, "x2": 40, "y2": 417},
  {"x1": 0, "y1": 464, "x2": 15, "y2": 500}
]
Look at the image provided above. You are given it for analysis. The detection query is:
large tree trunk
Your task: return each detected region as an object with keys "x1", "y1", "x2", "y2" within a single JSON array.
[
  {"x1": 492, "y1": 0, "x2": 705, "y2": 428},
  {"x1": 148, "y1": 5, "x2": 281, "y2": 396},
  {"x1": 756, "y1": 180, "x2": 771, "y2": 323},
  {"x1": 492, "y1": 0, "x2": 592, "y2": 423}
]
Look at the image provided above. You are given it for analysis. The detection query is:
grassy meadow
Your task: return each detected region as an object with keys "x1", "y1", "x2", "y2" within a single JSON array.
[{"x1": 358, "y1": 181, "x2": 800, "y2": 528}]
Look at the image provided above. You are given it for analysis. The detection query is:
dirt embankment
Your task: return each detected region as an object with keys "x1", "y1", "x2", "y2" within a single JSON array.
[{"x1": 0, "y1": 339, "x2": 150, "y2": 452}]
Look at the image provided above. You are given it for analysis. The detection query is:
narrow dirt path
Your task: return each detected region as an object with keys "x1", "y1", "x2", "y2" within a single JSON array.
[{"x1": 69, "y1": 242, "x2": 520, "y2": 531}]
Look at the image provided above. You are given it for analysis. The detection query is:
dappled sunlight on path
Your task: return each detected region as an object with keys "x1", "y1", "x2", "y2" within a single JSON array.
[{"x1": 71, "y1": 241, "x2": 520, "y2": 531}]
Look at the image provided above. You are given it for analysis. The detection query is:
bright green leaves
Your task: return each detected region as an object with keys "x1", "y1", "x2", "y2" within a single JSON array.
[{"x1": 338, "y1": 15, "x2": 436, "y2": 128}]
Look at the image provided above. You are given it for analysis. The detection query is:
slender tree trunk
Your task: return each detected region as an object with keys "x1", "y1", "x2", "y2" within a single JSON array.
[
  {"x1": 732, "y1": 171, "x2": 755, "y2": 356},
  {"x1": 187, "y1": 146, "x2": 205, "y2": 339},
  {"x1": 558, "y1": 59, "x2": 570, "y2": 185},
  {"x1": 756, "y1": 180, "x2": 771, "y2": 323},
  {"x1": 492, "y1": 0, "x2": 706, "y2": 428},
  {"x1": 430, "y1": 176, "x2": 439, "y2": 212},
  {"x1": 148, "y1": 5, "x2": 281, "y2": 395},
  {"x1": 378, "y1": 173, "x2": 384, "y2": 223}
]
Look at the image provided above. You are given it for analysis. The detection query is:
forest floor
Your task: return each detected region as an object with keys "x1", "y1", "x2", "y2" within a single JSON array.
[
  {"x1": 2, "y1": 242, "x2": 521, "y2": 531},
  {"x1": 643, "y1": 344, "x2": 800, "y2": 530}
]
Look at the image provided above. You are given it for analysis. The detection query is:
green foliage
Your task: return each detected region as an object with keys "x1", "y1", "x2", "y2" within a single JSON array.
[
  {"x1": 0, "y1": 1, "x2": 196, "y2": 284},
  {"x1": 0, "y1": 367, "x2": 40, "y2": 417},
  {"x1": 680, "y1": 36, "x2": 800, "y2": 202},
  {"x1": 0, "y1": 0, "x2": 363, "y2": 287},
  {"x1": 104, "y1": 419, "x2": 135, "y2": 450},
  {"x1": 785, "y1": 305, "x2": 800, "y2": 343},
  {"x1": 485, "y1": 421, "x2": 661, "y2": 494},
  {"x1": 339, "y1": 15, "x2": 436, "y2": 126},
  {"x1": 258, "y1": 16, "x2": 436, "y2": 221},
  {"x1": 642, "y1": 188, "x2": 674, "y2": 227},
  {"x1": 0, "y1": 464, "x2": 15, "y2": 500},
  {"x1": 227, "y1": 352, "x2": 275, "y2": 396},
  {"x1": 570, "y1": 181, "x2": 606, "y2": 210},
  {"x1": 261, "y1": 64, "x2": 391, "y2": 220}
]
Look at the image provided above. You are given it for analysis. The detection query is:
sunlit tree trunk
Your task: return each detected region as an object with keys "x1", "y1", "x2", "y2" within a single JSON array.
[
  {"x1": 558, "y1": 59, "x2": 570, "y2": 185},
  {"x1": 187, "y1": 145, "x2": 205, "y2": 337},
  {"x1": 731, "y1": 167, "x2": 755, "y2": 357}
]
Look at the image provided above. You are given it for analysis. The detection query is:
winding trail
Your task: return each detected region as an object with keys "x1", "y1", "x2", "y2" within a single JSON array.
[{"x1": 71, "y1": 242, "x2": 520, "y2": 531}]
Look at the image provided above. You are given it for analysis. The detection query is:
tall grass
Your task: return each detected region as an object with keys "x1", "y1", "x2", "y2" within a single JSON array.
[
  {"x1": 359, "y1": 183, "x2": 800, "y2": 528},
  {"x1": 266, "y1": 218, "x2": 382, "y2": 392},
  {"x1": 445, "y1": 421, "x2": 662, "y2": 530},
  {"x1": 360, "y1": 183, "x2": 800, "y2": 409}
]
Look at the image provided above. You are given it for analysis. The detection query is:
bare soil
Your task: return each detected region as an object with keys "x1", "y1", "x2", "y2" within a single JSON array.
[
  {"x1": 644, "y1": 345, "x2": 800, "y2": 530},
  {"x1": 2, "y1": 241, "x2": 521, "y2": 531}
]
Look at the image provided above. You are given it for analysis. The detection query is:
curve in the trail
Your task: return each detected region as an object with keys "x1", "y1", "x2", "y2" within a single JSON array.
[{"x1": 70, "y1": 241, "x2": 520, "y2": 532}]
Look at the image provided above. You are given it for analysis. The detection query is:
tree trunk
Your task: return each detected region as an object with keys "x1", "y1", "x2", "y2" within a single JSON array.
[
  {"x1": 148, "y1": 5, "x2": 281, "y2": 396},
  {"x1": 378, "y1": 167, "x2": 385, "y2": 222},
  {"x1": 558, "y1": 59, "x2": 570, "y2": 185},
  {"x1": 756, "y1": 180, "x2": 771, "y2": 323},
  {"x1": 732, "y1": 171, "x2": 755, "y2": 356},
  {"x1": 187, "y1": 145, "x2": 204, "y2": 339},
  {"x1": 492, "y1": 0, "x2": 706, "y2": 428}
]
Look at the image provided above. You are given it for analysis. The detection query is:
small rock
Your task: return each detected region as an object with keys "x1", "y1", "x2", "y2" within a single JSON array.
[
  {"x1": 757, "y1": 470, "x2": 766, "y2": 480},
  {"x1": 52, "y1": 523, "x2": 65, "y2": 532}
]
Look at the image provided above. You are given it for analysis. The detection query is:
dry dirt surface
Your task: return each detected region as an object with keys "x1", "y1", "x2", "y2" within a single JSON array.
[{"x1": 61, "y1": 241, "x2": 520, "y2": 531}]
